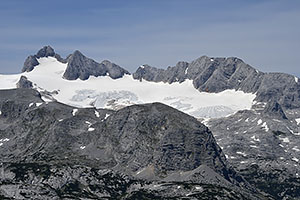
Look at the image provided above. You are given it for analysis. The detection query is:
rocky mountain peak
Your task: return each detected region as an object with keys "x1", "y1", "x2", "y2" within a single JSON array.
[
  {"x1": 63, "y1": 51, "x2": 129, "y2": 80},
  {"x1": 101, "y1": 60, "x2": 130, "y2": 79},
  {"x1": 22, "y1": 45, "x2": 66, "y2": 72},
  {"x1": 36, "y1": 45, "x2": 55, "y2": 58},
  {"x1": 21, "y1": 55, "x2": 39, "y2": 72}
]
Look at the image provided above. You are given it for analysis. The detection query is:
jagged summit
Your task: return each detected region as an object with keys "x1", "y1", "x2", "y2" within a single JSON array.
[
  {"x1": 63, "y1": 50, "x2": 130, "y2": 80},
  {"x1": 36, "y1": 45, "x2": 55, "y2": 58},
  {"x1": 22, "y1": 45, "x2": 65, "y2": 72},
  {"x1": 19, "y1": 46, "x2": 300, "y2": 111}
]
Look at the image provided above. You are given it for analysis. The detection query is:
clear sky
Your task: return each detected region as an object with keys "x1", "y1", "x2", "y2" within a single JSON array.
[{"x1": 0, "y1": 0, "x2": 299, "y2": 76}]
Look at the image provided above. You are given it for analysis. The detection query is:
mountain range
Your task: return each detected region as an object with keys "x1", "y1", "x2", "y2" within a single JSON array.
[{"x1": 0, "y1": 46, "x2": 299, "y2": 199}]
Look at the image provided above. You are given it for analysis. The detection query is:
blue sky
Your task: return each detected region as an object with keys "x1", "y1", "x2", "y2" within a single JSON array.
[{"x1": 0, "y1": 0, "x2": 299, "y2": 76}]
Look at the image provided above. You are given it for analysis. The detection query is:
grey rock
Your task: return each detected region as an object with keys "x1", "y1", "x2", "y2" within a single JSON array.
[
  {"x1": 21, "y1": 55, "x2": 39, "y2": 72},
  {"x1": 63, "y1": 50, "x2": 107, "y2": 80},
  {"x1": 21, "y1": 46, "x2": 67, "y2": 72},
  {"x1": 36, "y1": 45, "x2": 55, "y2": 58},
  {"x1": 101, "y1": 60, "x2": 130, "y2": 79},
  {"x1": 262, "y1": 101, "x2": 288, "y2": 120},
  {"x1": 63, "y1": 51, "x2": 129, "y2": 80},
  {"x1": 206, "y1": 103, "x2": 300, "y2": 199},
  {"x1": 0, "y1": 88, "x2": 263, "y2": 199},
  {"x1": 16, "y1": 76, "x2": 33, "y2": 89},
  {"x1": 54, "y1": 53, "x2": 67, "y2": 63},
  {"x1": 133, "y1": 61, "x2": 188, "y2": 83},
  {"x1": 133, "y1": 55, "x2": 300, "y2": 111}
]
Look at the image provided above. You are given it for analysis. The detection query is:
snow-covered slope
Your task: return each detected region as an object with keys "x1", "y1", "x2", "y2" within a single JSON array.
[{"x1": 0, "y1": 57, "x2": 256, "y2": 118}]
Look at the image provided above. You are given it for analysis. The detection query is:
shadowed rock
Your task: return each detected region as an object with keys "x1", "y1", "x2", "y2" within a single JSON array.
[
  {"x1": 63, "y1": 50, "x2": 129, "y2": 80},
  {"x1": 262, "y1": 101, "x2": 288, "y2": 120},
  {"x1": 16, "y1": 76, "x2": 33, "y2": 89},
  {"x1": 133, "y1": 56, "x2": 300, "y2": 110},
  {"x1": 21, "y1": 45, "x2": 66, "y2": 72},
  {"x1": 36, "y1": 45, "x2": 55, "y2": 58},
  {"x1": 101, "y1": 60, "x2": 130, "y2": 79},
  {"x1": 22, "y1": 55, "x2": 39, "y2": 72}
]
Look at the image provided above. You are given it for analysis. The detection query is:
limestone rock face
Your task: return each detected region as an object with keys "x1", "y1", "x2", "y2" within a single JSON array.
[
  {"x1": 16, "y1": 76, "x2": 33, "y2": 89},
  {"x1": 21, "y1": 45, "x2": 66, "y2": 72},
  {"x1": 0, "y1": 89, "x2": 261, "y2": 199},
  {"x1": 133, "y1": 56, "x2": 300, "y2": 110},
  {"x1": 36, "y1": 45, "x2": 55, "y2": 58},
  {"x1": 63, "y1": 51, "x2": 129, "y2": 80},
  {"x1": 22, "y1": 55, "x2": 39, "y2": 72}
]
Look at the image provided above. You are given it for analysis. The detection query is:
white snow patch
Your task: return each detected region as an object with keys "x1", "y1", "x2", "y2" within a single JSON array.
[
  {"x1": 35, "y1": 102, "x2": 43, "y2": 107},
  {"x1": 104, "y1": 113, "x2": 110, "y2": 120},
  {"x1": 230, "y1": 156, "x2": 236, "y2": 159},
  {"x1": 280, "y1": 137, "x2": 290, "y2": 143},
  {"x1": 58, "y1": 119, "x2": 63, "y2": 122},
  {"x1": 29, "y1": 103, "x2": 34, "y2": 107},
  {"x1": 41, "y1": 96, "x2": 53, "y2": 103},
  {"x1": 0, "y1": 138, "x2": 9, "y2": 147},
  {"x1": 250, "y1": 145, "x2": 258, "y2": 148},
  {"x1": 257, "y1": 119, "x2": 262, "y2": 125},
  {"x1": 140, "y1": 65, "x2": 145, "y2": 69},
  {"x1": 240, "y1": 161, "x2": 248, "y2": 164},
  {"x1": 292, "y1": 157, "x2": 299, "y2": 162},
  {"x1": 184, "y1": 67, "x2": 188, "y2": 75},
  {"x1": 88, "y1": 127, "x2": 95, "y2": 132},
  {"x1": 210, "y1": 58, "x2": 214, "y2": 62},
  {"x1": 255, "y1": 69, "x2": 259, "y2": 73},
  {"x1": 72, "y1": 109, "x2": 78, "y2": 116},
  {"x1": 292, "y1": 147, "x2": 300, "y2": 152},
  {"x1": 236, "y1": 151, "x2": 247, "y2": 157},
  {"x1": 279, "y1": 144, "x2": 284, "y2": 148},
  {"x1": 195, "y1": 186, "x2": 202, "y2": 190},
  {"x1": 136, "y1": 168, "x2": 146, "y2": 175},
  {"x1": 286, "y1": 126, "x2": 294, "y2": 134},
  {"x1": 245, "y1": 118, "x2": 249, "y2": 122},
  {"x1": 0, "y1": 110, "x2": 1, "y2": 115},
  {"x1": 85, "y1": 121, "x2": 92, "y2": 127},
  {"x1": 201, "y1": 118, "x2": 210, "y2": 127},
  {"x1": 295, "y1": 118, "x2": 300, "y2": 125},
  {"x1": 0, "y1": 57, "x2": 257, "y2": 119},
  {"x1": 261, "y1": 122, "x2": 269, "y2": 132},
  {"x1": 295, "y1": 76, "x2": 298, "y2": 83},
  {"x1": 80, "y1": 146, "x2": 86, "y2": 150},
  {"x1": 225, "y1": 154, "x2": 229, "y2": 159},
  {"x1": 280, "y1": 157, "x2": 284, "y2": 160},
  {"x1": 251, "y1": 135, "x2": 260, "y2": 142},
  {"x1": 94, "y1": 110, "x2": 100, "y2": 118}
]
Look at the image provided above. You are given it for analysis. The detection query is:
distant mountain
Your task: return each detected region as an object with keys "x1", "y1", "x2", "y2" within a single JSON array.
[{"x1": 0, "y1": 46, "x2": 300, "y2": 199}]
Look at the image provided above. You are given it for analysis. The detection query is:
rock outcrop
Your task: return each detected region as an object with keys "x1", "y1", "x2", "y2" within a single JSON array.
[
  {"x1": 133, "y1": 56, "x2": 300, "y2": 110},
  {"x1": 63, "y1": 50, "x2": 129, "y2": 80},
  {"x1": 0, "y1": 88, "x2": 261, "y2": 199},
  {"x1": 16, "y1": 76, "x2": 33, "y2": 89},
  {"x1": 21, "y1": 46, "x2": 66, "y2": 72}
]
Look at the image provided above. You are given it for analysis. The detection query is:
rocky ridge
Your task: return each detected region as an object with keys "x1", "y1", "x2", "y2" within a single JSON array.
[
  {"x1": 7, "y1": 45, "x2": 300, "y2": 199},
  {"x1": 0, "y1": 89, "x2": 264, "y2": 199},
  {"x1": 133, "y1": 56, "x2": 300, "y2": 110}
]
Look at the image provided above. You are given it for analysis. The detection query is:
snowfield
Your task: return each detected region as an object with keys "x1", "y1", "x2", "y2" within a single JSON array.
[{"x1": 0, "y1": 57, "x2": 256, "y2": 118}]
